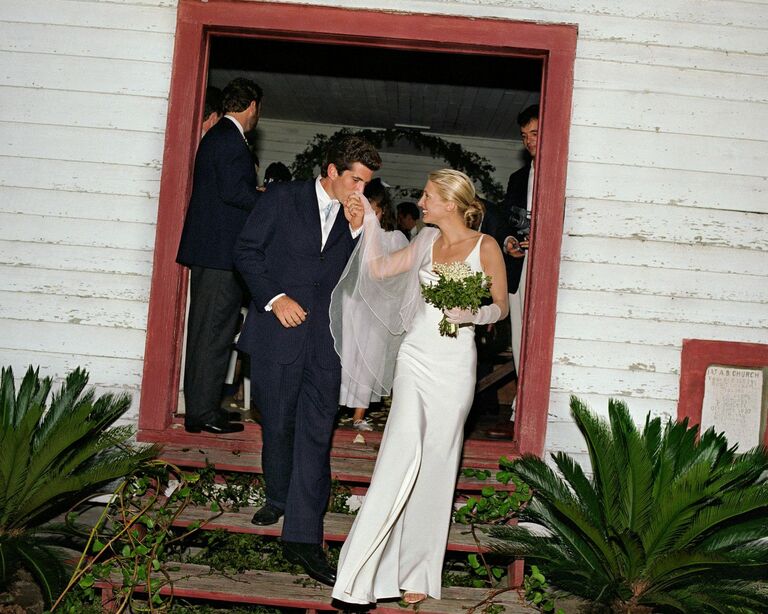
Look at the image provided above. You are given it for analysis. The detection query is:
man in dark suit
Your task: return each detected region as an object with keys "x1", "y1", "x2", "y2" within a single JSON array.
[
  {"x1": 176, "y1": 78, "x2": 263, "y2": 434},
  {"x1": 234, "y1": 136, "x2": 381, "y2": 586},
  {"x1": 486, "y1": 104, "x2": 538, "y2": 439}
]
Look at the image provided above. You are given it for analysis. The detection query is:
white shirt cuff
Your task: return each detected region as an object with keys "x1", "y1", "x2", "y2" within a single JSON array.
[
  {"x1": 265, "y1": 293, "x2": 286, "y2": 311},
  {"x1": 350, "y1": 225, "x2": 363, "y2": 239}
]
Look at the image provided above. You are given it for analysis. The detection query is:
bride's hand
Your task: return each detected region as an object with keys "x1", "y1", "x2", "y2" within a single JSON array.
[{"x1": 444, "y1": 307, "x2": 474, "y2": 324}]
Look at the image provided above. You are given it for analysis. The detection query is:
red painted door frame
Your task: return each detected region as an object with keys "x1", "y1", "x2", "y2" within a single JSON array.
[{"x1": 138, "y1": 0, "x2": 577, "y2": 457}]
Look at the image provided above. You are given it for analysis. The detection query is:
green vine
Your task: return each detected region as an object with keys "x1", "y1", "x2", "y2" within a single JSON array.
[{"x1": 291, "y1": 127, "x2": 505, "y2": 202}]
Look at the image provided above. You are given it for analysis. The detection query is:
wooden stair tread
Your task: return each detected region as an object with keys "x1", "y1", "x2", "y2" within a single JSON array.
[
  {"x1": 174, "y1": 505, "x2": 498, "y2": 552},
  {"x1": 105, "y1": 562, "x2": 533, "y2": 613},
  {"x1": 159, "y1": 444, "x2": 516, "y2": 491},
  {"x1": 143, "y1": 421, "x2": 518, "y2": 464}
]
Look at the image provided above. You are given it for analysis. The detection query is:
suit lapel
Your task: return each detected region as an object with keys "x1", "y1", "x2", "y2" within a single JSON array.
[{"x1": 298, "y1": 181, "x2": 322, "y2": 252}]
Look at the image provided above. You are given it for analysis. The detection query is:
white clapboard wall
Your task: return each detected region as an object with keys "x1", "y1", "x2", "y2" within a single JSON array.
[{"x1": 1, "y1": 0, "x2": 766, "y2": 460}]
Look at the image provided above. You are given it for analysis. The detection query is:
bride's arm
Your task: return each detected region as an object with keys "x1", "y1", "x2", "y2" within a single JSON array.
[
  {"x1": 479, "y1": 234, "x2": 510, "y2": 319},
  {"x1": 361, "y1": 208, "x2": 427, "y2": 279}
]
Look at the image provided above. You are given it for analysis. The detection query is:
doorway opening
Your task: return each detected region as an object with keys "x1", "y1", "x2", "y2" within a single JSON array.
[{"x1": 138, "y1": 0, "x2": 576, "y2": 457}]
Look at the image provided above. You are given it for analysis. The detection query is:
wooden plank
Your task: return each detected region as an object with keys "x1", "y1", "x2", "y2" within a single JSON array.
[
  {"x1": 568, "y1": 124, "x2": 766, "y2": 177},
  {"x1": 0, "y1": 50, "x2": 171, "y2": 98},
  {"x1": 558, "y1": 260, "x2": 768, "y2": 304},
  {"x1": 565, "y1": 161, "x2": 767, "y2": 215},
  {"x1": 173, "y1": 507, "x2": 497, "y2": 552},
  {"x1": 0, "y1": 290, "x2": 148, "y2": 330},
  {"x1": 555, "y1": 312, "x2": 768, "y2": 348},
  {"x1": 546, "y1": 390, "x2": 678, "y2": 423},
  {"x1": 550, "y1": 363, "x2": 680, "y2": 401},
  {"x1": 0, "y1": 185, "x2": 159, "y2": 224},
  {"x1": 0, "y1": 121, "x2": 165, "y2": 167},
  {"x1": 103, "y1": 563, "x2": 532, "y2": 613},
  {"x1": 0, "y1": 348, "x2": 143, "y2": 388},
  {"x1": 2, "y1": 0, "x2": 177, "y2": 33},
  {"x1": 0, "y1": 241, "x2": 154, "y2": 276},
  {"x1": 577, "y1": 38, "x2": 767, "y2": 75},
  {"x1": 553, "y1": 338, "x2": 682, "y2": 375},
  {"x1": 2, "y1": 319, "x2": 147, "y2": 359},
  {"x1": 560, "y1": 235, "x2": 768, "y2": 277},
  {"x1": 556, "y1": 288, "x2": 768, "y2": 330},
  {"x1": 0, "y1": 21, "x2": 174, "y2": 63},
  {"x1": 571, "y1": 89, "x2": 768, "y2": 141},
  {"x1": 0, "y1": 156, "x2": 161, "y2": 197},
  {"x1": 0, "y1": 86, "x2": 169, "y2": 133},
  {"x1": 0, "y1": 212, "x2": 156, "y2": 251},
  {"x1": 574, "y1": 59, "x2": 767, "y2": 102},
  {"x1": 0, "y1": 265, "x2": 150, "y2": 301},
  {"x1": 563, "y1": 198, "x2": 768, "y2": 251},
  {"x1": 157, "y1": 445, "x2": 518, "y2": 492}
]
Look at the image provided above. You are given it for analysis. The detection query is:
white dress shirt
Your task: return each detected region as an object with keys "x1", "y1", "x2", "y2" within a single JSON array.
[
  {"x1": 264, "y1": 177, "x2": 362, "y2": 311},
  {"x1": 223, "y1": 115, "x2": 248, "y2": 143}
]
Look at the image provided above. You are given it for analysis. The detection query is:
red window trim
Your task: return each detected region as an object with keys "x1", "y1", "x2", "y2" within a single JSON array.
[
  {"x1": 678, "y1": 339, "x2": 768, "y2": 446},
  {"x1": 138, "y1": 0, "x2": 577, "y2": 457}
]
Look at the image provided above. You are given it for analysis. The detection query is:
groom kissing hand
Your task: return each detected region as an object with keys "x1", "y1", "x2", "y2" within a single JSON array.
[{"x1": 233, "y1": 136, "x2": 381, "y2": 587}]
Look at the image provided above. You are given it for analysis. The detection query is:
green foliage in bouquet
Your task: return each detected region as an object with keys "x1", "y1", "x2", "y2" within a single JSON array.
[
  {"x1": 490, "y1": 396, "x2": 768, "y2": 614},
  {"x1": 0, "y1": 366, "x2": 159, "y2": 606},
  {"x1": 421, "y1": 261, "x2": 491, "y2": 337}
]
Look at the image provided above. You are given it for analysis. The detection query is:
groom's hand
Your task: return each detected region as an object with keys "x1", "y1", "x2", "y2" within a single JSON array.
[
  {"x1": 344, "y1": 193, "x2": 364, "y2": 230},
  {"x1": 272, "y1": 295, "x2": 307, "y2": 328}
]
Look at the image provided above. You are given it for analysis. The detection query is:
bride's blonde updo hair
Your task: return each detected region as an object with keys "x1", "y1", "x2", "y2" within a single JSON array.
[{"x1": 427, "y1": 168, "x2": 485, "y2": 230}]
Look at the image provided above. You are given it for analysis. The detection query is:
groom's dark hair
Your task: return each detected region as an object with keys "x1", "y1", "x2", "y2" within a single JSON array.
[{"x1": 321, "y1": 135, "x2": 381, "y2": 177}]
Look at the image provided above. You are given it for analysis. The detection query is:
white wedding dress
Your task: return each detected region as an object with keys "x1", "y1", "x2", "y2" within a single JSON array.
[{"x1": 332, "y1": 233, "x2": 484, "y2": 604}]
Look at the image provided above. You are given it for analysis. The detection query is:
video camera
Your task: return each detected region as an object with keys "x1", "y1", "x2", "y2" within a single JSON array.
[{"x1": 507, "y1": 207, "x2": 531, "y2": 238}]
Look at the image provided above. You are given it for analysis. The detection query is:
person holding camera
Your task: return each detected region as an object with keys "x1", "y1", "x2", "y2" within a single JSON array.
[{"x1": 486, "y1": 104, "x2": 538, "y2": 439}]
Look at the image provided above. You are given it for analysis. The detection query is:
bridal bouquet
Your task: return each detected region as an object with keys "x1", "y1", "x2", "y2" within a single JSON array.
[{"x1": 421, "y1": 262, "x2": 492, "y2": 337}]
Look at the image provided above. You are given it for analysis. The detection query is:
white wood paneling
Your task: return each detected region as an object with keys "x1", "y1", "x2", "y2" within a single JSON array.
[{"x1": 0, "y1": 241, "x2": 153, "y2": 276}]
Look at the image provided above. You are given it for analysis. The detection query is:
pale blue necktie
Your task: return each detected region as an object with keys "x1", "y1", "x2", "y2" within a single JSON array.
[{"x1": 322, "y1": 201, "x2": 334, "y2": 222}]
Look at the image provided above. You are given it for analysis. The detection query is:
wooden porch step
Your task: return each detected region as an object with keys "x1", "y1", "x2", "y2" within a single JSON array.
[
  {"x1": 158, "y1": 444, "x2": 515, "y2": 492},
  {"x1": 103, "y1": 562, "x2": 533, "y2": 613},
  {"x1": 173, "y1": 505, "x2": 497, "y2": 552},
  {"x1": 143, "y1": 421, "x2": 518, "y2": 467}
]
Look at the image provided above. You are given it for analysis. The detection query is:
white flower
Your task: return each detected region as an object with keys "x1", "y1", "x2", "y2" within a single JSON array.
[{"x1": 433, "y1": 261, "x2": 473, "y2": 282}]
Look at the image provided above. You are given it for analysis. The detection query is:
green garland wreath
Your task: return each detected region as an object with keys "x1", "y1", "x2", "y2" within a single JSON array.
[{"x1": 290, "y1": 127, "x2": 504, "y2": 202}]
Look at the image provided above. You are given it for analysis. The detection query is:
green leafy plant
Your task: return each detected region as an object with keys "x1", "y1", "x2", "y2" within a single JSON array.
[
  {"x1": 455, "y1": 457, "x2": 531, "y2": 524},
  {"x1": 490, "y1": 396, "x2": 768, "y2": 613},
  {"x1": 523, "y1": 565, "x2": 564, "y2": 614},
  {"x1": 0, "y1": 366, "x2": 159, "y2": 607}
]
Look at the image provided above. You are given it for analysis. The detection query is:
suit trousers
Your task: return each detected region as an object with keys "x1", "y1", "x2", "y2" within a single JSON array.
[
  {"x1": 183, "y1": 266, "x2": 244, "y2": 425},
  {"x1": 251, "y1": 328, "x2": 340, "y2": 544}
]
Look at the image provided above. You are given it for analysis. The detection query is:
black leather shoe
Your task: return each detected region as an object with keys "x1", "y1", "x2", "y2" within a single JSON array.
[
  {"x1": 184, "y1": 419, "x2": 244, "y2": 434},
  {"x1": 283, "y1": 541, "x2": 337, "y2": 586},
  {"x1": 250, "y1": 503, "x2": 284, "y2": 526},
  {"x1": 220, "y1": 410, "x2": 243, "y2": 422}
]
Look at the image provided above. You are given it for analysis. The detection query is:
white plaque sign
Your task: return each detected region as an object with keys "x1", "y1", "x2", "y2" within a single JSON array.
[{"x1": 700, "y1": 365, "x2": 765, "y2": 449}]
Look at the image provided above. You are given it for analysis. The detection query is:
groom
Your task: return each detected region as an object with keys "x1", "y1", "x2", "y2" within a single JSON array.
[{"x1": 234, "y1": 136, "x2": 381, "y2": 585}]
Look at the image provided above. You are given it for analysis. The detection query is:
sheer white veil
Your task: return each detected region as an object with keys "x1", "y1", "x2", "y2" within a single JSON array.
[{"x1": 330, "y1": 196, "x2": 438, "y2": 397}]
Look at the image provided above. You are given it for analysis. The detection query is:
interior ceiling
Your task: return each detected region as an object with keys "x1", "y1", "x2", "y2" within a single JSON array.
[{"x1": 207, "y1": 37, "x2": 541, "y2": 141}]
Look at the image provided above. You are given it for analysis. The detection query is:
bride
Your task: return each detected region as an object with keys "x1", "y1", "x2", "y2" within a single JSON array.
[{"x1": 330, "y1": 169, "x2": 509, "y2": 606}]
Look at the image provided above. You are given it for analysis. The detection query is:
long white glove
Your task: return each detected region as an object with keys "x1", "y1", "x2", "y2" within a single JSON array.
[{"x1": 443, "y1": 304, "x2": 502, "y2": 326}]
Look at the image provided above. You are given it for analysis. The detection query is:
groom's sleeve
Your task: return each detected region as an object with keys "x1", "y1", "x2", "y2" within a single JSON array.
[{"x1": 234, "y1": 191, "x2": 284, "y2": 312}]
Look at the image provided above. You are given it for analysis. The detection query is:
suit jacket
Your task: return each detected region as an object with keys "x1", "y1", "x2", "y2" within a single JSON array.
[
  {"x1": 488, "y1": 162, "x2": 531, "y2": 293},
  {"x1": 176, "y1": 118, "x2": 260, "y2": 270},
  {"x1": 234, "y1": 180, "x2": 357, "y2": 367}
]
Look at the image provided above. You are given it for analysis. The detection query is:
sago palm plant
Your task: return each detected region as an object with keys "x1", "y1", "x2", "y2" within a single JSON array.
[
  {"x1": 0, "y1": 365, "x2": 160, "y2": 605},
  {"x1": 491, "y1": 397, "x2": 768, "y2": 613}
]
